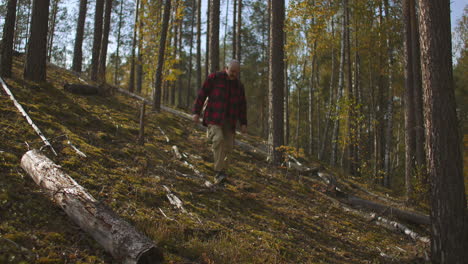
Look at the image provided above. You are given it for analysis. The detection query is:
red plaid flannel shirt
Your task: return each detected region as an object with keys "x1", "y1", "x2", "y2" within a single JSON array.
[{"x1": 192, "y1": 71, "x2": 247, "y2": 131}]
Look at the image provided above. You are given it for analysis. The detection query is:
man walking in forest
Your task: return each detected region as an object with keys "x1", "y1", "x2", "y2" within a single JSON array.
[{"x1": 192, "y1": 60, "x2": 247, "y2": 185}]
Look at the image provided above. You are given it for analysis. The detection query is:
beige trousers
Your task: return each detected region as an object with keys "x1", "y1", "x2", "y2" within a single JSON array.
[{"x1": 207, "y1": 123, "x2": 234, "y2": 172}]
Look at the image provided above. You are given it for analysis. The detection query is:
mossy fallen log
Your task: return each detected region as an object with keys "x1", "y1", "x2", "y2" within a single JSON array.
[{"x1": 20, "y1": 150, "x2": 164, "y2": 264}]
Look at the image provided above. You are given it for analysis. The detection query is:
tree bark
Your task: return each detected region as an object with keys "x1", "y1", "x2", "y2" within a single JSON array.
[
  {"x1": 331, "y1": 8, "x2": 346, "y2": 167},
  {"x1": 309, "y1": 51, "x2": 316, "y2": 155},
  {"x1": 90, "y1": 0, "x2": 104, "y2": 81},
  {"x1": 71, "y1": 0, "x2": 87, "y2": 73},
  {"x1": 320, "y1": 17, "x2": 335, "y2": 161},
  {"x1": 267, "y1": 0, "x2": 285, "y2": 164},
  {"x1": 383, "y1": 0, "x2": 394, "y2": 187},
  {"x1": 186, "y1": 0, "x2": 196, "y2": 108},
  {"x1": 20, "y1": 150, "x2": 164, "y2": 264},
  {"x1": 46, "y1": 0, "x2": 59, "y2": 62},
  {"x1": 205, "y1": 0, "x2": 210, "y2": 78},
  {"x1": 284, "y1": 55, "x2": 289, "y2": 145},
  {"x1": 129, "y1": 0, "x2": 140, "y2": 92},
  {"x1": 235, "y1": 0, "x2": 241, "y2": 63},
  {"x1": 97, "y1": 0, "x2": 113, "y2": 83},
  {"x1": 403, "y1": 0, "x2": 416, "y2": 201},
  {"x1": 23, "y1": 0, "x2": 49, "y2": 82},
  {"x1": 0, "y1": 0, "x2": 17, "y2": 78},
  {"x1": 222, "y1": 0, "x2": 229, "y2": 66},
  {"x1": 208, "y1": 0, "x2": 220, "y2": 73},
  {"x1": 344, "y1": 0, "x2": 355, "y2": 175},
  {"x1": 152, "y1": 0, "x2": 171, "y2": 111},
  {"x1": 114, "y1": 0, "x2": 124, "y2": 86},
  {"x1": 136, "y1": 0, "x2": 144, "y2": 94},
  {"x1": 410, "y1": 0, "x2": 425, "y2": 170},
  {"x1": 232, "y1": 0, "x2": 237, "y2": 60},
  {"x1": 196, "y1": 0, "x2": 202, "y2": 95},
  {"x1": 418, "y1": 0, "x2": 468, "y2": 262}
]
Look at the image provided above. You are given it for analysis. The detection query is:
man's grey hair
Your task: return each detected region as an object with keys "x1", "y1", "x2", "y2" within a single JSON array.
[{"x1": 227, "y1": 59, "x2": 240, "y2": 68}]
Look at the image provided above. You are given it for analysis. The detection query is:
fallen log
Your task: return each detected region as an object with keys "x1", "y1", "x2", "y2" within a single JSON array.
[
  {"x1": 21, "y1": 150, "x2": 163, "y2": 264},
  {"x1": 344, "y1": 195, "x2": 430, "y2": 226},
  {"x1": 0, "y1": 77, "x2": 58, "y2": 156},
  {"x1": 341, "y1": 205, "x2": 429, "y2": 243}
]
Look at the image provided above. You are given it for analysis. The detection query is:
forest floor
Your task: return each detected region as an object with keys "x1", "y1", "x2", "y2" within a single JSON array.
[{"x1": 0, "y1": 56, "x2": 432, "y2": 263}]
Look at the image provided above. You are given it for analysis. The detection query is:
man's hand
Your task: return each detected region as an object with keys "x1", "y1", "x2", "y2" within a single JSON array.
[
  {"x1": 192, "y1": 114, "x2": 200, "y2": 123},
  {"x1": 240, "y1": 125, "x2": 247, "y2": 134}
]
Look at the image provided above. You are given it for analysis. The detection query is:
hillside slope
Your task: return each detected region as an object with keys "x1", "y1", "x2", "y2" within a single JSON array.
[{"x1": 0, "y1": 57, "x2": 429, "y2": 263}]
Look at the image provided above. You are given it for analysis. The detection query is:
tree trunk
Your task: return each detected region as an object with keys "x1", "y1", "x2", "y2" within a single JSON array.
[
  {"x1": 235, "y1": 0, "x2": 241, "y2": 63},
  {"x1": 46, "y1": 0, "x2": 59, "y2": 62},
  {"x1": 114, "y1": 0, "x2": 124, "y2": 86},
  {"x1": 129, "y1": 0, "x2": 140, "y2": 92},
  {"x1": 90, "y1": 0, "x2": 104, "y2": 81},
  {"x1": 20, "y1": 150, "x2": 164, "y2": 263},
  {"x1": 222, "y1": 0, "x2": 229, "y2": 66},
  {"x1": 186, "y1": 0, "x2": 196, "y2": 108},
  {"x1": 418, "y1": 0, "x2": 468, "y2": 262},
  {"x1": 353, "y1": 18, "x2": 361, "y2": 176},
  {"x1": 315, "y1": 61, "x2": 320, "y2": 160},
  {"x1": 320, "y1": 17, "x2": 335, "y2": 161},
  {"x1": 152, "y1": 0, "x2": 171, "y2": 111},
  {"x1": 284, "y1": 55, "x2": 289, "y2": 145},
  {"x1": 331, "y1": 8, "x2": 345, "y2": 167},
  {"x1": 205, "y1": 0, "x2": 210, "y2": 78},
  {"x1": 410, "y1": 0, "x2": 425, "y2": 171},
  {"x1": 0, "y1": 0, "x2": 18, "y2": 78},
  {"x1": 97, "y1": 0, "x2": 113, "y2": 83},
  {"x1": 232, "y1": 0, "x2": 237, "y2": 60},
  {"x1": 170, "y1": 0, "x2": 179, "y2": 105},
  {"x1": 344, "y1": 0, "x2": 354, "y2": 175},
  {"x1": 196, "y1": 0, "x2": 202, "y2": 95},
  {"x1": 136, "y1": 0, "x2": 144, "y2": 94},
  {"x1": 23, "y1": 0, "x2": 49, "y2": 82},
  {"x1": 208, "y1": 0, "x2": 220, "y2": 73},
  {"x1": 177, "y1": 21, "x2": 183, "y2": 106},
  {"x1": 295, "y1": 63, "x2": 303, "y2": 150},
  {"x1": 71, "y1": 0, "x2": 87, "y2": 73},
  {"x1": 403, "y1": 0, "x2": 416, "y2": 201},
  {"x1": 267, "y1": 0, "x2": 285, "y2": 164},
  {"x1": 309, "y1": 51, "x2": 316, "y2": 156},
  {"x1": 383, "y1": 0, "x2": 394, "y2": 187}
]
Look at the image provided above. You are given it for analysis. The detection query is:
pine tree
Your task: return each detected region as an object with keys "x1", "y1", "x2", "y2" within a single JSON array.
[
  {"x1": 90, "y1": 0, "x2": 104, "y2": 81},
  {"x1": 23, "y1": 0, "x2": 50, "y2": 82},
  {"x1": 0, "y1": 0, "x2": 18, "y2": 77},
  {"x1": 97, "y1": 0, "x2": 113, "y2": 82},
  {"x1": 418, "y1": 0, "x2": 468, "y2": 262},
  {"x1": 268, "y1": 0, "x2": 285, "y2": 163},
  {"x1": 208, "y1": 0, "x2": 220, "y2": 73},
  {"x1": 152, "y1": 0, "x2": 171, "y2": 111},
  {"x1": 71, "y1": 0, "x2": 88, "y2": 72}
]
